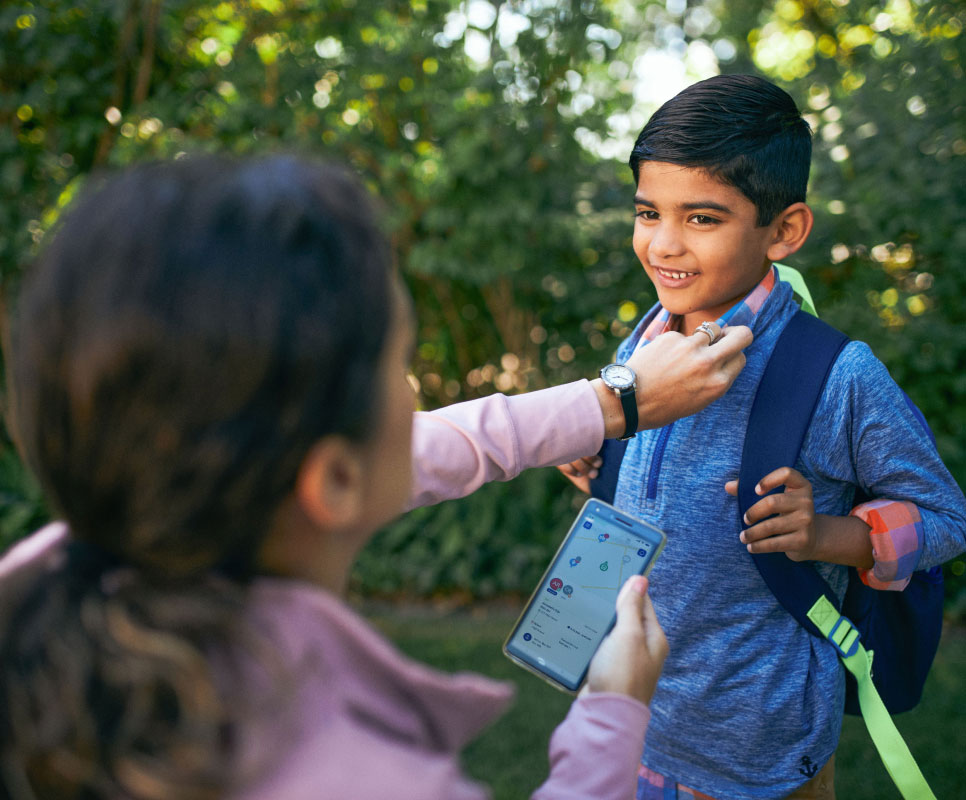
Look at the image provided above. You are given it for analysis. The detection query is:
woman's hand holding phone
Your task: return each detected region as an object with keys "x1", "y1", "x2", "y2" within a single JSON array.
[{"x1": 584, "y1": 575, "x2": 668, "y2": 705}]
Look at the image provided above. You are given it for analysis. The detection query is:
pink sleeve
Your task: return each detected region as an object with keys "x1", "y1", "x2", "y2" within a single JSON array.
[
  {"x1": 851, "y1": 499, "x2": 924, "y2": 591},
  {"x1": 531, "y1": 693, "x2": 649, "y2": 800},
  {"x1": 0, "y1": 522, "x2": 68, "y2": 578},
  {"x1": 406, "y1": 380, "x2": 605, "y2": 510}
]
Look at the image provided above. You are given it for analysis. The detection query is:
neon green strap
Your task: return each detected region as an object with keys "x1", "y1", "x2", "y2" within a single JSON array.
[
  {"x1": 807, "y1": 596, "x2": 936, "y2": 800},
  {"x1": 775, "y1": 263, "x2": 818, "y2": 317}
]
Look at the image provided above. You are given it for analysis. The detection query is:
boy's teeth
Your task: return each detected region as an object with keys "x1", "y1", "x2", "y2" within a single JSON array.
[{"x1": 659, "y1": 268, "x2": 695, "y2": 280}]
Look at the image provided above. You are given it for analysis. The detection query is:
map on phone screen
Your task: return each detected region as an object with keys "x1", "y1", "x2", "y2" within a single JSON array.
[{"x1": 506, "y1": 509, "x2": 660, "y2": 689}]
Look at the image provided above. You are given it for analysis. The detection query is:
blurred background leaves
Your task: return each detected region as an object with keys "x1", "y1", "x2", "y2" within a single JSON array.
[{"x1": 2, "y1": 0, "x2": 965, "y2": 608}]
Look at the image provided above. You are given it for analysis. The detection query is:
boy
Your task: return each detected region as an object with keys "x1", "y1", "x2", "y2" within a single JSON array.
[{"x1": 560, "y1": 74, "x2": 966, "y2": 799}]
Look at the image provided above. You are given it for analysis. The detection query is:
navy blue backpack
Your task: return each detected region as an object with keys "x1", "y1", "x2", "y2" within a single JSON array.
[{"x1": 590, "y1": 310, "x2": 942, "y2": 798}]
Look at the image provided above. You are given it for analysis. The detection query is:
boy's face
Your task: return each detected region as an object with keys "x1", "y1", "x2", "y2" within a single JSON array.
[{"x1": 633, "y1": 161, "x2": 781, "y2": 333}]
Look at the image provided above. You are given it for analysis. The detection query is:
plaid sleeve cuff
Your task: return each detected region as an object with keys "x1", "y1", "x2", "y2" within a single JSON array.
[{"x1": 850, "y1": 499, "x2": 924, "y2": 591}]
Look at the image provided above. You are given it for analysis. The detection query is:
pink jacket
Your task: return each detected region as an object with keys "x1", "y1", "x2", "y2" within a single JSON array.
[
  {"x1": 0, "y1": 380, "x2": 650, "y2": 799},
  {"x1": 408, "y1": 379, "x2": 607, "y2": 509},
  {"x1": 234, "y1": 577, "x2": 649, "y2": 799}
]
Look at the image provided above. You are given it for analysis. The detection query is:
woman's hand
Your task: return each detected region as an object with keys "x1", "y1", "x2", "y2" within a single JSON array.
[
  {"x1": 624, "y1": 324, "x2": 753, "y2": 431},
  {"x1": 584, "y1": 575, "x2": 668, "y2": 705}
]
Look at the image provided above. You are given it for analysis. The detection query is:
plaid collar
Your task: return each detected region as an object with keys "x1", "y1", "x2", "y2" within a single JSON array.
[{"x1": 639, "y1": 264, "x2": 778, "y2": 345}]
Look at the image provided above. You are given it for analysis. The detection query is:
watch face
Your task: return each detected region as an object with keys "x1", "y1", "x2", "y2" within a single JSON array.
[{"x1": 602, "y1": 364, "x2": 635, "y2": 390}]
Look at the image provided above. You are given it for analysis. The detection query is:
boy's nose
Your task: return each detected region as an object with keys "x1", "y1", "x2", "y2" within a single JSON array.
[{"x1": 648, "y1": 223, "x2": 686, "y2": 259}]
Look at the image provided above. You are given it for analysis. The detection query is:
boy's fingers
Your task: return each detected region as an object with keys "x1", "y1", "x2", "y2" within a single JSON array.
[
  {"x1": 744, "y1": 531, "x2": 792, "y2": 553},
  {"x1": 558, "y1": 456, "x2": 602, "y2": 478},
  {"x1": 575, "y1": 455, "x2": 602, "y2": 476},
  {"x1": 743, "y1": 503, "x2": 811, "y2": 540},
  {"x1": 742, "y1": 494, "x2": 775, "y2": 525},
  {"x1": 755, "y1": 466, "x2": 807, "y2": 495},
  {"x1": 742, "y1": 530, "x2": 808, "y2": 558},
  {"x1": 556, "y1": 464, "x2": 593, "y2": 494},
  {"x1": 741, "y1": 516, "x2": 792, "y2": 543},
  {"x1": 724, "y1": 479, "x2": 738, "y2": 496},
  {"x1": 742, "y1": 492, "x2": 803, "y2": 526}
]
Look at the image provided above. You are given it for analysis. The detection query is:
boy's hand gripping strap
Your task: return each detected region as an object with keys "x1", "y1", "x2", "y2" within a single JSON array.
[{"x1": 806, "y1": 597, "x2": 937, "y2": 800}]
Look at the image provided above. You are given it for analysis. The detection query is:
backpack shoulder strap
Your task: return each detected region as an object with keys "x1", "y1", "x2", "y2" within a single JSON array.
[
  {"x1": 589, "y1": 437, "x2": 627, "y2": 504},
  {"x1": 738, "y1": 310, "x2": 848, "y2": 638},
  {"x1": 740, "y1": 310, "x2": 938, "y2": 800}
]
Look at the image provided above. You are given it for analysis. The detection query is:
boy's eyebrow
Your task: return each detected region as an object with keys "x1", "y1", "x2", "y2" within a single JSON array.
[{"x1": 633, "y1": 195, "x2": 735, "y2": 215}]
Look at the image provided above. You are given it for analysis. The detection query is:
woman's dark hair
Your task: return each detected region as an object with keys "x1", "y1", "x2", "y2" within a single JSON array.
[
  {"x1": 0, "y1": 155, "x2": 393, "y2": 798},
  {"x1": 629, "y1": 74, "x2": 812, "y2": 226}
]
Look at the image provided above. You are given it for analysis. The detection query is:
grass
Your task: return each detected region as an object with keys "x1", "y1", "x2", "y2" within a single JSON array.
[{"x1": 369, "y1": 607, "x2": 966, "y2": 799}]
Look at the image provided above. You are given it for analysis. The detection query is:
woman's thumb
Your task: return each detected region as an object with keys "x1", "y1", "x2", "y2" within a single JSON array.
[{"x1": 613, "y1": 575, "x2": 648, "y2": 631}]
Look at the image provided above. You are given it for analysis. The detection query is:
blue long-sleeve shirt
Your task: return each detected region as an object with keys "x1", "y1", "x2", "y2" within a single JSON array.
[{"x1": 613, "y1": 275, "x2": 966, "y2": 798}]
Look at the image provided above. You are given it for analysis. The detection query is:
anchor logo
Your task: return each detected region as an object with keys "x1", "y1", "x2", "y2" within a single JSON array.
[{"x1": 799, "y1": 756, "x2": 819, "y2": 779}]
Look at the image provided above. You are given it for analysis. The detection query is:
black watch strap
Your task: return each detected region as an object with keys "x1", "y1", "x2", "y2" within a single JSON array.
[{"x1": 617, "y1": 386, "x2": 638, "y2": 441}]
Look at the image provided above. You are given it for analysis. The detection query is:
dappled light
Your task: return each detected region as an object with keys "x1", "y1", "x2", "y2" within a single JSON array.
[{"x1": 3, "y1": 0, "x2": 965, "y2": 606}]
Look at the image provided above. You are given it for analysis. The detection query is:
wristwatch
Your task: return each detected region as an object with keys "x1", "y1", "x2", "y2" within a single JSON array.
[{"x1": 599, "y1": 363, "x2": 638, "y2": 441}]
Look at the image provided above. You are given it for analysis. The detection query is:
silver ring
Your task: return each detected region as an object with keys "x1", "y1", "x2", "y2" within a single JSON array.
[{"x1": 695, "y1": 321, "x2": 721, "y2": 345}]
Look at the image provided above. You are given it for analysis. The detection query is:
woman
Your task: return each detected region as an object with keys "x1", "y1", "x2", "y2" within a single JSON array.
[{"x1": 0, "y1": 155, "x2": 747, "y2": 799}]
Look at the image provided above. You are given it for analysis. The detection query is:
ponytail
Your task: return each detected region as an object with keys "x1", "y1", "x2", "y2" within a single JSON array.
[{"x1": 0, "y1": 533, "x2": 254, "y2": 798}]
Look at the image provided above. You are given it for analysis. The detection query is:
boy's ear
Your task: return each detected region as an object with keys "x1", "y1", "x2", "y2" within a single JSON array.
[
  {"x1": 766, "y1": 202, "x2": 814, "y2": 263},
  {"x1": 294, "y1": 436, "x2": 366, "y2": 531}
]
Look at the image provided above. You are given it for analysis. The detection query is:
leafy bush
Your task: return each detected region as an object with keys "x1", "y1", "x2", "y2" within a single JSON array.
[
  {"x1": 352, "y1": 468, "x2": 583, "y2": 600},
  {"x1": 3, "y1": 0, "x2": 965, "y2": 604}
]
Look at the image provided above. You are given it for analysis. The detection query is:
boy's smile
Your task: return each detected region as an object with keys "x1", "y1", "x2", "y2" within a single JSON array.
[{"x1": 633, "y1": 162, "x2": 786, "y2": 334}]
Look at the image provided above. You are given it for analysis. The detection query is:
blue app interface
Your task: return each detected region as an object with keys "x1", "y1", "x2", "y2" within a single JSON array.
[{"x1": 508, "y1": 512, "x2": 656, "y2": 686}]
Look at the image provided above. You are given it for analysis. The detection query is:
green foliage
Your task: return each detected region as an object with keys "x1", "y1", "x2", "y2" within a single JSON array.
[
  {"x1": 352, "y1": 468, "x2": 582, "y2": 599},
  {"x1": 0, "y1": 0, "x2": 657, "y2": 588},
  {"x1": 0, "y1": 435, "x2": 47, "y2": 553},
  {"x1": 2, "y1": 0, "x2": 965, "y2": 603}
]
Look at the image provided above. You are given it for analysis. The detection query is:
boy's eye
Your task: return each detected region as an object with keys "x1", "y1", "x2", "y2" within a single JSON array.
[
  {"x1": 635, "y1": 209, "x2": 659, "y2": 220},
  {"x1": 690, "y1": 214, "x2": 720, "y2": 225}
]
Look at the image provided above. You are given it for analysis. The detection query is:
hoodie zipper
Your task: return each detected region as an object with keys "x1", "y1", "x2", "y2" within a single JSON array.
[{"x1": 646, "y1": 422, "x2": 674, "y2": 502}]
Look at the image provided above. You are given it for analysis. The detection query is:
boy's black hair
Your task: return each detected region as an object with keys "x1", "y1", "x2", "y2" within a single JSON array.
[{"x1": 629, "y1": 74, "x2": 812, "y2": 226}]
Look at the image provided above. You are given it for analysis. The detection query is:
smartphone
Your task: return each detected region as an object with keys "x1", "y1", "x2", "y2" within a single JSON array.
[{"x1": 503, "y1": 498, "x2": 666, "y2": 694}]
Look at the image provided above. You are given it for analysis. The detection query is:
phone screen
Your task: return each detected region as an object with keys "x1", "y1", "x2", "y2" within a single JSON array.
[{"x1": 503, "y1": 498, "x2": 665, "y2": 693}]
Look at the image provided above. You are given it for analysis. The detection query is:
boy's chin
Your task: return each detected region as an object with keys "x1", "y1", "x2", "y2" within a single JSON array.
[{"x1": 654, "y1": 295, "x2": 698, "y2": 318}]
